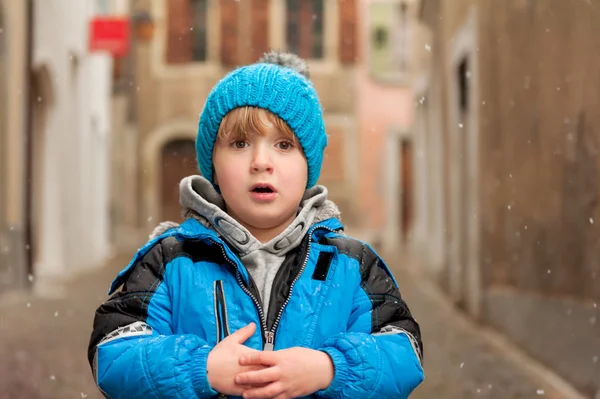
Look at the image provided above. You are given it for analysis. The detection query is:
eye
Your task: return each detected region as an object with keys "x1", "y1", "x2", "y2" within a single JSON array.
[
  {"x1": 232, "y1": 140, "x2": 248, "y2": 149},
  {"x1": 277, "y1": 141, "x2": 294, "y2": 150}
]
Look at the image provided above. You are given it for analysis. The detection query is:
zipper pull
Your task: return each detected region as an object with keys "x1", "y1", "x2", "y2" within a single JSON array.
[{"x1": 264, "y1": 331, "x2": 275, "y2": 351}]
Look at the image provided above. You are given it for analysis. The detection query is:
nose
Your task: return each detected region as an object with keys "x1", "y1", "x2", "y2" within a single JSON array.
[{"x1": 250, "y1": 144, "x2": 274, "y2": 174}]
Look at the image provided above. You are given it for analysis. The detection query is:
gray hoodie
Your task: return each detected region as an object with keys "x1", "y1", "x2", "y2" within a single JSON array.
[{"x1": 151, "y1": 175, "x2": 341, "y2": 312}]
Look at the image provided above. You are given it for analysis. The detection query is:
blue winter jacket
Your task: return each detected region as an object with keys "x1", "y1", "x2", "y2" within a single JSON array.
[{"x1": 88, "y1": 217, "x2": 424, "y2": 398}]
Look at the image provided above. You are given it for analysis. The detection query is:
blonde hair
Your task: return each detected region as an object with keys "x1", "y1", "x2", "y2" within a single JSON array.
[{"x1": 217, "y1": 106, "x2": 298, "y2": 144}]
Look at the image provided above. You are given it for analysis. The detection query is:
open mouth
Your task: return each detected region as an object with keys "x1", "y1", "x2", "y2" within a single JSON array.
[{"x1": 250, "y1": 183, "x2": 276, "y2": 194}]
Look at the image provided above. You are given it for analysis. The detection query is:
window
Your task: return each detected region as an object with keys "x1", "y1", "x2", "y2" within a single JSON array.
[
  {"x1": 0, "y1": 4, "x2": 4, "y2": 56},
  {"x1": 369, "y1": 0, "x2": 413, "y2": 83},
  {"x1": 166, "y1": 0, "x2": 208, "y2": 64},
  {"x1": 0, "y1": 5, "x2": 5, "y2": 116},
  {"x1": 286, "y1": 0, "x2": 324, "y2": 59},
  {"x1": 457, "y1": 58, "x2": 469, "y2": 112},
  {"x1": 95, "y1": 0, "x2": 110, "y2": 15},
  {"x1": 190, "y1": 0, "x2": 208, "y2": 61},
  {"x1": 394, "y1": 2, "x2": 411, "y2": 73}
]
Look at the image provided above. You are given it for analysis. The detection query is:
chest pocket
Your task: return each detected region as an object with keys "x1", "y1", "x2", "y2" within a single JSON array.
[
  {"x1": 306, "y1": 248, "x2": 356, "y2": 348},
  {"x1": 312, "y1": 252, "x2": 334, "y2": 281}
]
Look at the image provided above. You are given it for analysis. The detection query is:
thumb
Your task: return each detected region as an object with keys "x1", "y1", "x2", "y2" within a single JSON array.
[{"x1": 227, "y1": 322, "x2": 256, "y2": 344}]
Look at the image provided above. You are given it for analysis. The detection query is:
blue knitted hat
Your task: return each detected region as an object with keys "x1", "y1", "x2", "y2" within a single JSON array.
[{"x1": 196, "y1": 51, "x2": 327, "y2": 188}]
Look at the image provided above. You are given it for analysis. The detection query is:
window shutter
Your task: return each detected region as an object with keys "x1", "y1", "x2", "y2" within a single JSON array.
[
  {"x1": 166, "y1": 0, "x2": 193, "y2": 64},
  {"x1": 251, "y1": 0, "x2": 270, "y2": 62},
  {"x1": 220, "y1": 0, "x2": 240, "y2": 67},
  {"x1": 339, "y1": 0, "x2": 358, "y2": 64},
  {"x1": 298, "y1": 0, "x2": 313, "y2": 59}
]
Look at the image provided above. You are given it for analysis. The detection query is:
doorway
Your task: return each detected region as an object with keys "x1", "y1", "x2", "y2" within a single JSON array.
[
  {"x1": 160, "y1": 139, "x2": 197, "y2": 223},
  {"x1": 399, "y1": 138, "x2": 414, "y2": 242},
  {"x1": 27, "y1": 65, "x2": 54, "y2": 279}
]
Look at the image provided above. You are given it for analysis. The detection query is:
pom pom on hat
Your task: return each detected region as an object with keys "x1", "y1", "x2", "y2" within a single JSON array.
[{"x1": 258, "y1": 50, "x2": 310, "y2": 78}]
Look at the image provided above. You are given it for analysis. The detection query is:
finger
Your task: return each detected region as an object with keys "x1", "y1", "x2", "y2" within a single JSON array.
[
  {"x1": 239, "y1": 382, "x2": 268, "y2": 390},
  {"x1": 227, "y1": 322, "x2": 256, "y2": 344},
  {"x1": 242, "y1": 381, "x2": 284, "y2": 399},
  {"x1": 236, "y1": 366, "x2": 281, "y2": 386},
  {"x1": 241, "y1": 364, "x2": 267, "y2": 373},
  {"x1": 240, "y1": 350, "x2": 279, "y2": 367}
]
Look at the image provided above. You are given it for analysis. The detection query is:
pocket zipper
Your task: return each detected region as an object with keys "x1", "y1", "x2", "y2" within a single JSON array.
[{"x1": 214, "y1": 280, "x2": 230, "y2": 343}]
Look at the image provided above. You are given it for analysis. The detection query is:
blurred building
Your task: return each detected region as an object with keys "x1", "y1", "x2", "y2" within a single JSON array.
[
  {"x1": 114, "y1": 0, "x2": 362, "y2": 237},
  {"x1": 413, "y1": 0, "x2": 600, "y2": 395},
  {"x1": 0, "y1": 0, "x2": 30, "y2": 292},
  {"x1": 0, "y1": 0, "x2": 121, "y2": 294},
  {"x1": 355, "y1": 0, "x2": 420, "y2": 251}
]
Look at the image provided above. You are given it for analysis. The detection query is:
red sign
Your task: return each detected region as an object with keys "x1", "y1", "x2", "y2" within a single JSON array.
[{"x1": 89, "y1": 17, "x2": 130, "y2": 57}]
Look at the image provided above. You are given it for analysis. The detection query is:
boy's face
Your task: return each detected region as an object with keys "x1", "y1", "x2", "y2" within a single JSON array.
[{"x1": 213, "y1": 109, "x2": 308, "y2": 233}]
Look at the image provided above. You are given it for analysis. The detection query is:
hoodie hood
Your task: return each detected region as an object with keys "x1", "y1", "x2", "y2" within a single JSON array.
[{"x1": 151, "y1": 175, "x2": 341, "y2": 257}]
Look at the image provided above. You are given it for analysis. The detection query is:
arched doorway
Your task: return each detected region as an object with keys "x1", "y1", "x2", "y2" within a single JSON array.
[
  {"x1": 160, "y1": 139, "x2": 197, "y2": 223},
  {"x1": 141, "y1": 120, "x2": 197, "y2": 229}
]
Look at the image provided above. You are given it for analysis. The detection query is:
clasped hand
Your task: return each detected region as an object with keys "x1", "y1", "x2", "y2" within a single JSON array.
[{"x1": 207, "y1": 323, "x2": 334, "y2": 399}]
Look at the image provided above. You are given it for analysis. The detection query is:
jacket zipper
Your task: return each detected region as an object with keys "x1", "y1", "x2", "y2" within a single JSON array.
[
  {"x1": 210, "y1": 240, "x2": 269, "y2": 341},
  {"x1": 209, "y1": 226, "x2": 338, "y2": 351}
]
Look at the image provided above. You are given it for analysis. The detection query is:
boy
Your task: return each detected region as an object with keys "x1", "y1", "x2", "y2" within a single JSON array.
[{"x1": 88, "y1": 51, "x2": 424, "y2": 399}]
